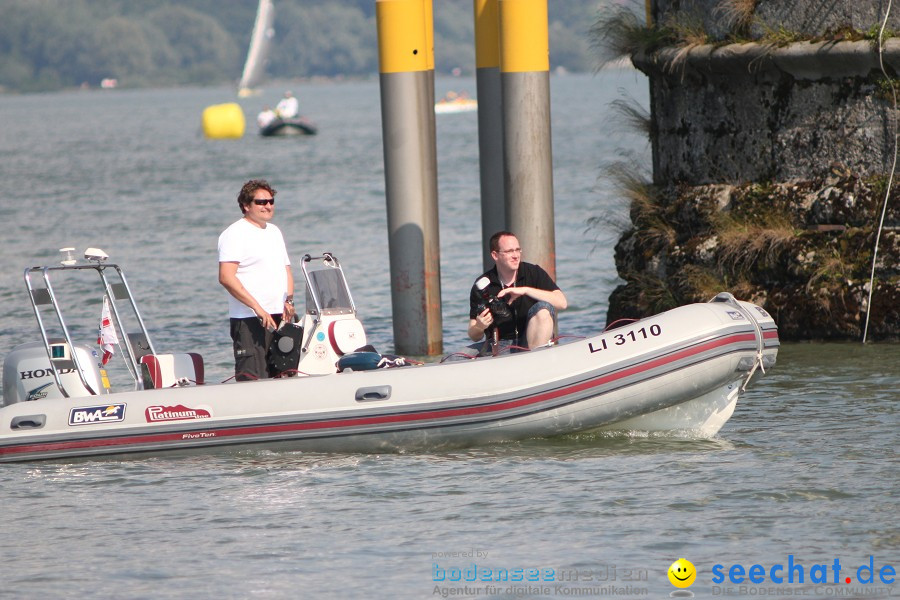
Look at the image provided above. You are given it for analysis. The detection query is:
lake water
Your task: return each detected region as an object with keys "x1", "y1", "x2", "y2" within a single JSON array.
[{"x1": 0, "y1": 72, "x2": 897, "y2": 599}]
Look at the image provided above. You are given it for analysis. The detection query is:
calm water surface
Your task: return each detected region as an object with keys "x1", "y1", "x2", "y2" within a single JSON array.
[{"x1": 0, "y1": 73, "x2": 897, "y2": 599}]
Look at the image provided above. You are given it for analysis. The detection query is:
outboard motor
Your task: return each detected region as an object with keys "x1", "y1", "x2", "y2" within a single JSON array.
[{"x1": 2, "y1": 340, "x2": 109, "y2": 406}]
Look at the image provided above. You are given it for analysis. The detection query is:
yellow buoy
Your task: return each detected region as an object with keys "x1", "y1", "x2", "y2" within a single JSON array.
[{"x1": 202, "y1": 103, "x2": 245, "y2": 139}]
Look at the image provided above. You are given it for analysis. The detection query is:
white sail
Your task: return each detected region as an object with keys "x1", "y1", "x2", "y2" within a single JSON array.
[{"x1": 238, "y1": 0, "x2": 275, "y2": 96}]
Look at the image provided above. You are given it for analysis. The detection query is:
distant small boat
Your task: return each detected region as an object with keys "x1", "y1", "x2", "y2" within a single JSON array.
[
  {"x1": 435, "y1": 96, "x2": 477, "y2": 115},
  {"x1": 237, "y1": 0, "x2": 275, "y2": 97},
  {"x1": 260, "y1": 116, "x2": 318, "y2": 137}
]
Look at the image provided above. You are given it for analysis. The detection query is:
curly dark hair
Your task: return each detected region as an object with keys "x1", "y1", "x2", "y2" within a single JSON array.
[{"x1": 237, "y1": 179, "x2": 277, "y2": 214}]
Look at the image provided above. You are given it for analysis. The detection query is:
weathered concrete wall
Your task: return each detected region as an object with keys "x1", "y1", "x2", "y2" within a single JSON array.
[
  {"x1": 606, "y1": 174, "x2": 900, "y2": 340},
  {"x1": 607, "y1": 0, "x2": 900, "y2": 339},
  {"x1": 634, "y1": 41, "x2": 899, "y2": 185}
]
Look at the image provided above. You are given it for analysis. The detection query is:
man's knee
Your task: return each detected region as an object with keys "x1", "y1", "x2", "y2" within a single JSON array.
[
  {"x1": 531, "y1": 308, "x2": 552, "y2": 323},
  {"x1": 526, "y1": 301, "x2": 557, "y2": 327}
]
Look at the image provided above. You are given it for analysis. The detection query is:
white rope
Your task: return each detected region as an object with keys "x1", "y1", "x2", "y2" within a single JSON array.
[{"x1": 864, "y1": 0, "x2": 896, "y2": 343}]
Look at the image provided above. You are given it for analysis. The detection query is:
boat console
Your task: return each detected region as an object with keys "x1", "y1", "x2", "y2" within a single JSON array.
[{"x1": 292, "y1": 253, "x2": 368, "y2": 375}]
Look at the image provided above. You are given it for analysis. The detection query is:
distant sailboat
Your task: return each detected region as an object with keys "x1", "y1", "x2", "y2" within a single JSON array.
[{"x1": 238, "y1": 0, "x2": 275, "y2": 97}]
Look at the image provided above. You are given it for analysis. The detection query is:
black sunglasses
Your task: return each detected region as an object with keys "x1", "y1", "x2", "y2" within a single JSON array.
[{"x1": 253, "y1": 198, "x2": 275, "y2": 206}]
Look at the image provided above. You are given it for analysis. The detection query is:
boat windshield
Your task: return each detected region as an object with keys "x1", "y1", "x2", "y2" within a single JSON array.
[{"x1": 306, "y1": 269, "x2": 353, "y2": 312}]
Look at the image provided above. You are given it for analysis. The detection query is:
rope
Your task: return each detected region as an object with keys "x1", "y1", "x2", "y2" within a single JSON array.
[
  {"x1": 274, "y1": 369, "x2": 313, "y2": 378},
  {"x1": 439, "y1": 352, "x2": 479, "y2": 363},
  {"x1": 553, "y1": 334, "x2": 587, "y2": 342},
  {"x1": 604, "y1": 318, "x2": 638, "y2": 332},
  {"x1": 221, "y1": 372, "x2": 259, "y2": 383},
  {"x1": 864, "y1": 0, "x2": 897, "y2": 343}
]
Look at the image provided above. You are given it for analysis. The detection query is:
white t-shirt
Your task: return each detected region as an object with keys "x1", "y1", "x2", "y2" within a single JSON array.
[
  {"x1": 257, "y1": 109, "x2": 276, "y2": 127},
  {"x1": 276, "y1": 96, "x2": 299, "y2": 118},
  {"x1": 217, "y1": 218, "x2": 291, "y2": 319}
]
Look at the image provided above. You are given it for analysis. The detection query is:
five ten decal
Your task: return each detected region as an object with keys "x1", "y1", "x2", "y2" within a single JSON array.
[{"x1": 69, "y1": 403, "x2": 126, "y2": 425}]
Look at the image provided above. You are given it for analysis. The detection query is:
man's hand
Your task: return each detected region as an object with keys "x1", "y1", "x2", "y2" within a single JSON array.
[
  {"x1": 256, "y1": 310, "x2": 277, "y2": 332},
  {"x1": 283, "y1": 300, "x2": 296, "y2": 322},
  {"x1": 497, "y1": 286, "x2": 525, "y2": 302},
  {"x1": 475, "y1": 307, "x2": 493, "y2": 330},
  {"x1": 468, "y1": 307, "x2": 494, "y2": 341}
]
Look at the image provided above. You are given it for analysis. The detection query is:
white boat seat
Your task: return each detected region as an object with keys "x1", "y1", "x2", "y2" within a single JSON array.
[
  {"x1": 139, "y1": 353, "x2": 205, "y2": 389},
  {"x1": 328, "y1": 319, "x2": 367, "y2": 355}
]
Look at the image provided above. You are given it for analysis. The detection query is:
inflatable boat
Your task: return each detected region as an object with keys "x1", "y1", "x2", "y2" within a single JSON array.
[
  {"x1": 0, "y1": 250, "x2": 778, "y2": 462},
  {"x1": 435, "y1": 97, "x2": 477, "y2": 115},
  {"x1": 259, "y1": 116, "x2": 318, "y2": 136}
]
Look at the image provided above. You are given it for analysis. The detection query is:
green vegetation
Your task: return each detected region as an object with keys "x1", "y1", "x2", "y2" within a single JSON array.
[
  {"x1": 591, "y1": 0, "x2": 898, "y2": 61},
  {"x1": 0, "y1": 0, "x2": 602, "y2": 93},
  {"x1": 713, "y1": 0, "x2": 757, "y2": 35}
]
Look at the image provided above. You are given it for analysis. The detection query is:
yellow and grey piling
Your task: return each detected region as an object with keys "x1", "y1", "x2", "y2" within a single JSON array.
[
  {"x1": 499, "y1": 0, "x2": 556, "y2": 278},
  {"x1": 376, "y1": 0, "x2": 443, "y2": 356},
  {"x1": 474, "y1": 0, "x2": 506, "y2": 271}
]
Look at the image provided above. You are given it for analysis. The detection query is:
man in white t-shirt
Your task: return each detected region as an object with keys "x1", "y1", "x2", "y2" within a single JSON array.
[
  {"x1": 275, "y1": 91, "x2": 299, "y2": 119},
  {"x1": 257, "y1": 107, "x2": 277, "y2": 128},
  {"x1": 218, "y1": 179, "x2": 295, "y2": 380}
]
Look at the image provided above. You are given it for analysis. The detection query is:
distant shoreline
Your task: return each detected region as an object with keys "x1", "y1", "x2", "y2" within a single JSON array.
[{"x1": 0, "y1": 68, "x2": 629, "y2": 97}]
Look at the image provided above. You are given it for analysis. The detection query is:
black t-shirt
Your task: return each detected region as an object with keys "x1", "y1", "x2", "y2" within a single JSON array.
[{"x1": 469, "y1": 262, "x2": 559, "y2": 340}]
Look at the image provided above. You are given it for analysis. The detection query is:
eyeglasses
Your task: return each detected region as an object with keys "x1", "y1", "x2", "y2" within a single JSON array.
[
  {"x1": 253, "y1": 198, "x2": 275, "y2": 206},
  {"x1": 497, "y1": 248, "x2": 522, "y2": 256}
]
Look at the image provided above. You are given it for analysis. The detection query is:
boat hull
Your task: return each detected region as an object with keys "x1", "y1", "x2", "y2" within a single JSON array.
[
  {"x1": 260, "y1": 117, "x2": 317, "y2": 136},
  {"x1": 435, "y1": 99, "x2": 478, "y2": 114},
  {"x1": 0, "y1": 301, "x2": 778, "y2": 462}
]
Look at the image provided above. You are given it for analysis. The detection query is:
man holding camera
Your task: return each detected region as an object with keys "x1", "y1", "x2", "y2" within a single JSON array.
[{"x1": 467, "y1": 231, "x2": 567, "y2": 351}]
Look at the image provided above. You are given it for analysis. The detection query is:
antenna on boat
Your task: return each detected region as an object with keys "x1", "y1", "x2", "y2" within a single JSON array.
[
  {"x1": 84, "y1": 248, "x2": 109, "y2": 263},
  {"x1": 59, "y1": 247, "x2": 77, "y2": 266}
]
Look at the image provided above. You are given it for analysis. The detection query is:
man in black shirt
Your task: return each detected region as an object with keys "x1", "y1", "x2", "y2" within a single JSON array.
[{"x1": 468, "y1": 231, "x2": 567, "y2": 350}]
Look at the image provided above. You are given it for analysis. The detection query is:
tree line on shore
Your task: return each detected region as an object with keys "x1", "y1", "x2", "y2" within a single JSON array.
[{"x1": 0, "y1": 0, "x2": 604, "y2": 93}]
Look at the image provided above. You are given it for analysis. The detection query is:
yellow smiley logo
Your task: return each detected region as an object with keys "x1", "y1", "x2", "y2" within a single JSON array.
[{"x1": 668, "y1": 558, "x2": 697, "y2": 588}]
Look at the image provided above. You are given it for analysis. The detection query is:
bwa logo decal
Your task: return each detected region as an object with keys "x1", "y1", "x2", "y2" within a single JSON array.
[{"x1": 69, "y1": 403, "x2": 126, "y2": 425}]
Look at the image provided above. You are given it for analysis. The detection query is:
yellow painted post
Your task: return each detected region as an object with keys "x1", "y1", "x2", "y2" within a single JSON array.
[
  {"x1": 473, "y1": 0, "x2": 506, "y2": 271},
  {"x1": 376, "y1": 0, "x2": 443, "y2": 356},
  {"x1": 499, "y1": 0, "x2": 556, "y2": 279}
]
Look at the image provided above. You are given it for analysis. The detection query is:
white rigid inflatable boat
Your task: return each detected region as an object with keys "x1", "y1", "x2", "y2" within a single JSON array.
[{"x1": 0, "y1": 250, "x2": 779, "y2": 462}]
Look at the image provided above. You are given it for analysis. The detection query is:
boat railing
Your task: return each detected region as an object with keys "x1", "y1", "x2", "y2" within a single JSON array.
[
  {"x1": 24, "y1": 258, "x2": 158, "y2": 397},
  {"x1": 710, "y1": 292, "x2": 766, "y2": 389}
]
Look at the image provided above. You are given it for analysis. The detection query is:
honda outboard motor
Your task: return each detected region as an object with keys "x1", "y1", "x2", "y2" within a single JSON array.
[{"x1": 2, "y1": 340, "x2": 109, "y2": 406}]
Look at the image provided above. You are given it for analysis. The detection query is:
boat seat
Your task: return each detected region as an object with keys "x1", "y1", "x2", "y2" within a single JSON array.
[
  {"x1": 139, "y1": 353, "x2": 205, "y2": 389},
  {"x1": 328, "y1": 318, "x2": 367, "y2": 356}
]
